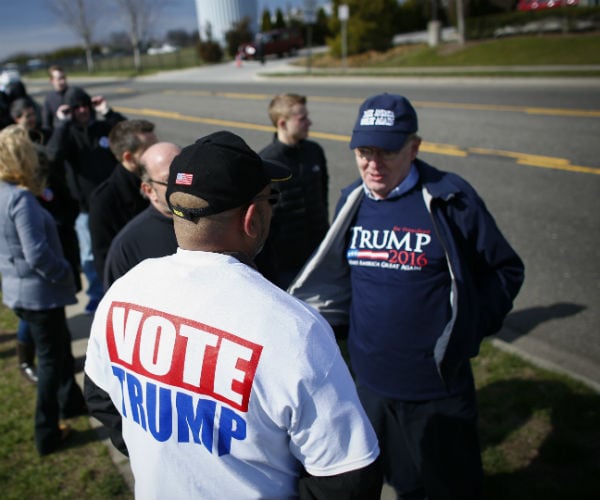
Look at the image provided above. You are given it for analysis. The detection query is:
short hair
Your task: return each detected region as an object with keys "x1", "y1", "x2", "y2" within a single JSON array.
[
  {"x1": 0, "y1": 125, "x2": 43, "y2": 195},
  {"x1": 139, "y1": 164, "x2": 151, "y2": 184},
  {"x1": 48, "y1": 65, "x2": 64, "y2": 78},
  {"x1": 267, "y1": 93, "x2": 307, "y2": 127},
  {"x1": 9, "y1": 98, "x2": 33, "y2": 120},
  {"x1": 108, "y1": 119, "x2": 155, "y2": 160}
]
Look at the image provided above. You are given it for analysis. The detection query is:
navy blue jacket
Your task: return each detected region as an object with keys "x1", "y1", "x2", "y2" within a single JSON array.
[{"x1": 291, "y1": 159, "x2": 525, "y2": 382}]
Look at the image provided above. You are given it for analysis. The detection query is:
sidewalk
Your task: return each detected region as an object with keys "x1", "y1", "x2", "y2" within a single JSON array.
[
  {"x1": 66, "y1": 286, "x2": 135, "y2": 493},
  {"x1": 133, "y1": 57, "x2": 600, "y2": 88}
]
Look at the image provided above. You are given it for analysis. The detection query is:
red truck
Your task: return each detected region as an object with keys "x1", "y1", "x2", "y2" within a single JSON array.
[
  {"x1": 516, "y1": 0, "x2": 578, "y2": 10},
  {"x1": 237, "y1": 28, "x2": 304, "y2": 62}
]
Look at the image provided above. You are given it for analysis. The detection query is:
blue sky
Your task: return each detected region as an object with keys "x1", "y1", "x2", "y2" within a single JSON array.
[{"x1": 0, "y1": 0, "x2": 324, "y2": 62}]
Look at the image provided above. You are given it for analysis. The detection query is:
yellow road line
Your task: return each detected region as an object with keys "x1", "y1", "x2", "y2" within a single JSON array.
[
  {"x1": 412, "y1": 100, "x2": 600, "y2": 118},
  {"x1": 161, "y1": 90, "x2": 366, "y2": 105},
  {"x1": 115, "y1": 106, "x2": 600, "y2": 175},
  {"x1": 468, "y1": 147, "x2": 599, "y2": 174},
  {"x1": 117, "y1": 106, "x2": 274, "y2": 133},
  {"x1": 154, "y1": 90, "x2": 600, "y2": 118}
]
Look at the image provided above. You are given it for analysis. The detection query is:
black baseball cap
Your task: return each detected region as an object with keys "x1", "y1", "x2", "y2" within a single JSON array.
[{"x1": 167, "y1": 131, "x2": 291, "y2": 220}]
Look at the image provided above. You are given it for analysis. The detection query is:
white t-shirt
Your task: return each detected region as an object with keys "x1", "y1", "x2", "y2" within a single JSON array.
[{"x1": 85, "y1": 249, "x2": 379, "y2": 499}]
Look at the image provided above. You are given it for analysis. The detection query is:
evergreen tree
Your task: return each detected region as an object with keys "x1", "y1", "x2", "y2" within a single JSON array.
[
  {"x1": 327, "y1": 0, "x2": 400, "y2": 56},
  {"x1": 261, "y1": 9, "x2": 272, "y2": 32}
]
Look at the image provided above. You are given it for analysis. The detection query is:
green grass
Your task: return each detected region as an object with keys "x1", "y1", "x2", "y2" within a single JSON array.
[
  {"x1": 292, "y1": 33, "x2": 600, "y2": 77},
  {"x1": 1, "y1": 298, "x2": 599, "y2": 497},
  {"x1": 0, "y1": 301, "x2": 131, "y2": 499},
  {"x1": 25, "y1": 46, "x2": 205, "y2": 79},
  {"x1": 334, "y1": 336, "x2": 600, "y2": 498},
  {"x1": 377, "y1": 34, "x2": 600, "y2": 66},
  {"x1": 473, "y1": 341, "x2": 600, "y2": 498}
]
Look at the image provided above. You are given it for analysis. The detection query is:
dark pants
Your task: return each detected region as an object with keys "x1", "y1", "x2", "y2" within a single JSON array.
[
  {"x1": 357, "y1": 385, "x2": 483, "y2": 500},
  {"x1": 14, "y1": 307, "x2": 85, "y2": 455}
]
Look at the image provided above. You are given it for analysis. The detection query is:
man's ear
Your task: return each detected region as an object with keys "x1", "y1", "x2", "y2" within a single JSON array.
[
  {"x1": 242, "y1": 203, "x2": 259, "y2": 239},
  {"x1": 410, "y1": 137, "x2": 421, "y2": 161},
  {"x1": 140, "y1": 182, "x2": 152, "y2": 198},
  {"x1": 277, "y1": 116, "x2": 287, "y2": 130},
  {"x1": 122, "y1": 150, "x2": 133, "y2": 165}
]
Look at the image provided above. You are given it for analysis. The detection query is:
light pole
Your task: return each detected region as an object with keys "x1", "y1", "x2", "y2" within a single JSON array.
[
  {"x1": 338, "y1": 4, "x2": 349, "y2": 72},
  {"x1": 456, "y1": 0, "x2": 466, "y2": 45},
  {"x1": 304, "y1": 0, "x2": 317, "y2": 74}
]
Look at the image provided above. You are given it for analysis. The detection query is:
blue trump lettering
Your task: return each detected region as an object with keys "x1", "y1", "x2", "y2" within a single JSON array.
[{"x1": 112, "y1": 367, "x2": 246, "y2": 455}]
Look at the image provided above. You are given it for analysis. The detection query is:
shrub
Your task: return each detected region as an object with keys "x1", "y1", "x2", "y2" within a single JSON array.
[{"x1": 196, "y1": 41, "x2": 223, "y2": 63}]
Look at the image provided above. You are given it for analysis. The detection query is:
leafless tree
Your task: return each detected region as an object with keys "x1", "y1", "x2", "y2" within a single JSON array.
[
  {"x1": 45, "y1": 0, "x2": 101, "y2": 72},
  {"x1": 113, "y1": 0, "x2": 167, "y2": 72}
]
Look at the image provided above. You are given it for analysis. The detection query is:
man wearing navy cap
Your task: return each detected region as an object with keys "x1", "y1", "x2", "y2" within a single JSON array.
[
  {"x1": 290, "y1": 94, "x2": 525, "y2": 499},
  {"x1": 84, "y1": 131, "x2": 382, "y2": 499}
]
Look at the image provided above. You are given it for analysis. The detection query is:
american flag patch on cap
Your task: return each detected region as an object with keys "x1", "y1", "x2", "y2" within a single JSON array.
[{"x1": 176, "y1": 172, "x2": 193, "y2": 185}]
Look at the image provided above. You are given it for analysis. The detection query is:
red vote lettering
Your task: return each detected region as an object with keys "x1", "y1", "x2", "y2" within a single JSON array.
[{"x1": 105, "y1": 302, "x2": 262, "y2": 412}]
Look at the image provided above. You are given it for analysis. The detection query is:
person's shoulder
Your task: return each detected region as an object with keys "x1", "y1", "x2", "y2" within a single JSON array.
[
  {"x1": 89, "y1": 177, "x2": 112, "y2": 200},
  {"x1": 88, "y1": 171, "x2": 120, "y2": 207},
  {"x1": 43, "y1": 89, "x2": 58, "y2": 100},
  {"x1": 109, "y1": 250, "x2": 174, "y2": 282},
  {"x1": 7, "y1": 185, "x2": 41, "y2": 211},
  {"x1": 416, "y1": 159, "x2": 477, "y2": 197},
  {"x1": 90, "y1": 117, "x2": 118, "y2": 135},
  {"x1": 111, "y1": 208, "x2": 174, "y2": 258},
  {"x1": 253, "y1": 274, "x2": 329, "y2": 325},
  {"x1": 340, "y1": 178, "x2": 362, "y2": 197},
  {"x1": 3, "y1": 183, "x2": 29, "y2": 197},
  {"x1": 259, "y1": 139, "x2": 282, "y2": 159},
  {"x1": 301, "y1": 138, "x2": 325, "y2": 152},
  {"x1": 0, "y1": 181, "x2": 23, "y2": 200},
  {"x1": 113, "y1": 206, "x2": 154, "y2": 237}
]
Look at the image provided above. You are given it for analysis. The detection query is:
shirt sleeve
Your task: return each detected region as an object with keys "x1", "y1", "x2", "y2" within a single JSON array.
[
  {"x1": 298, "y1": 456, "x2": 382, "y2": 500},
  {"x1": 288, "y1": 343, "x2": 380, "y2": 477}
]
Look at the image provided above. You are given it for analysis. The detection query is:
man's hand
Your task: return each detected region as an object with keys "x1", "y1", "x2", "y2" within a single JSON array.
[
  {"x1": 56, "y1": 104, "x2": 72, "y2": 121},
  {"x1": 92, "y1": 96, "x2": 109, "y2": 116}
]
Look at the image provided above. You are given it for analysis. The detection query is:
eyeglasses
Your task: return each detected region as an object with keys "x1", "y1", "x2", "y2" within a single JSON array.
[
  {"x1": 149, "y1": 179, "x2": 168, "y2": 187},
  {"x1": 356, "y1": 147, "x2": 401, "y2": 162},
  {"x1": 251, "y1": 189, "x2": 281, "y2": 207}
]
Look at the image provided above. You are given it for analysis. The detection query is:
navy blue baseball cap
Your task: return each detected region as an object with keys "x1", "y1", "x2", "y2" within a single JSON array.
[
  {"x1": 350, "y1": 93, "x2": 418, "y2": 151},
  {"x1": 167, "y1": 131, "x2": 290, "y2": 220}
]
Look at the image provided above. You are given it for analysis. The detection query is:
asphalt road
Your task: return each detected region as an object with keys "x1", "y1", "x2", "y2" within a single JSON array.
[
  {"x1": 33, "y1": 57, "x2": 598, "y2": 392},
  {"x1": 26, "y1": 57, "x2": 599, "y2": 498}
]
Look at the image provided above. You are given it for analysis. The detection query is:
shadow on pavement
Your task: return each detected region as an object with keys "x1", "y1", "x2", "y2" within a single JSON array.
[
  {"x1": 499, "y1": 302, "x2": 586, "y2": 342},
  {"x1": 68, "y1": 312, "x2": 93, "y2": 341}
]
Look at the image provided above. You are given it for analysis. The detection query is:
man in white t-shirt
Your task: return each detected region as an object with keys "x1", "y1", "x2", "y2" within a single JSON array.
[{"x1": 84, "y1": 131, "x2": 382, "y2": 499}]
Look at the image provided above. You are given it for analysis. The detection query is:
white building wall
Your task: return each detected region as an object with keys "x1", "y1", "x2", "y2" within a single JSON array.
[{"x1": 195, "y1": 0, "x2": 258, "y2": 45}]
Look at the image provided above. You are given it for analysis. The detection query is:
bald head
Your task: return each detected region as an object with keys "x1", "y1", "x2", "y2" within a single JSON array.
[
  {"x1": 141, "y1": 142, "x2": 181, "y2": 179},
  {"x1": 140, "y1": 142, "x2": 181, "y2": 217}
]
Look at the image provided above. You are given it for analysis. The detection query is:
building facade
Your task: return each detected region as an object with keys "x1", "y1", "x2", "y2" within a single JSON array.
[{"x1": 195, "y1": 0, "x2": 258, "y2": 45}]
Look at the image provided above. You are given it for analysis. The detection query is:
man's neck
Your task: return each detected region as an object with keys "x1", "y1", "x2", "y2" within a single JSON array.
[{"x1": 276, "y1": 130, "x2": 298, "y2": 147}]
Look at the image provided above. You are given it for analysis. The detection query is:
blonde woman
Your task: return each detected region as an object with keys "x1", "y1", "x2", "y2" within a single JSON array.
[{"x1": 0, "y1": 125, "x2": 86, "y2": 455}]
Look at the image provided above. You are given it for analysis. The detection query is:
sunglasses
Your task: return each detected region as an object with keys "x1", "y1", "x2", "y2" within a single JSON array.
[
  {"x1": 356, "y1": 147, "x2": 402, "y2": 162},
  {"x1": 149, "y1": 179, "x2": 168, "y2": 187},
  {"x1": 251, "y1": 189, "x2": 281, "y2": 207}
]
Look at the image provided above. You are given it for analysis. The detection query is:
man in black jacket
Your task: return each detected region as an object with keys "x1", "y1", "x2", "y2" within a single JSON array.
[
  {"x1": 257, "y1": 93, "x2": 329, "y2": 288},
  {"x1": 49, "y1": 87, "x2": 126, "y2": 313},
  {"x1": 103, "y1": 142, "x2": 180, "y2": 289},
  {"x1": 42, "y1": 65, "x2": 71, "y2": 130},
  {"x1": 88, "y1": 119, "x2": 158, "y2": 281}
]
